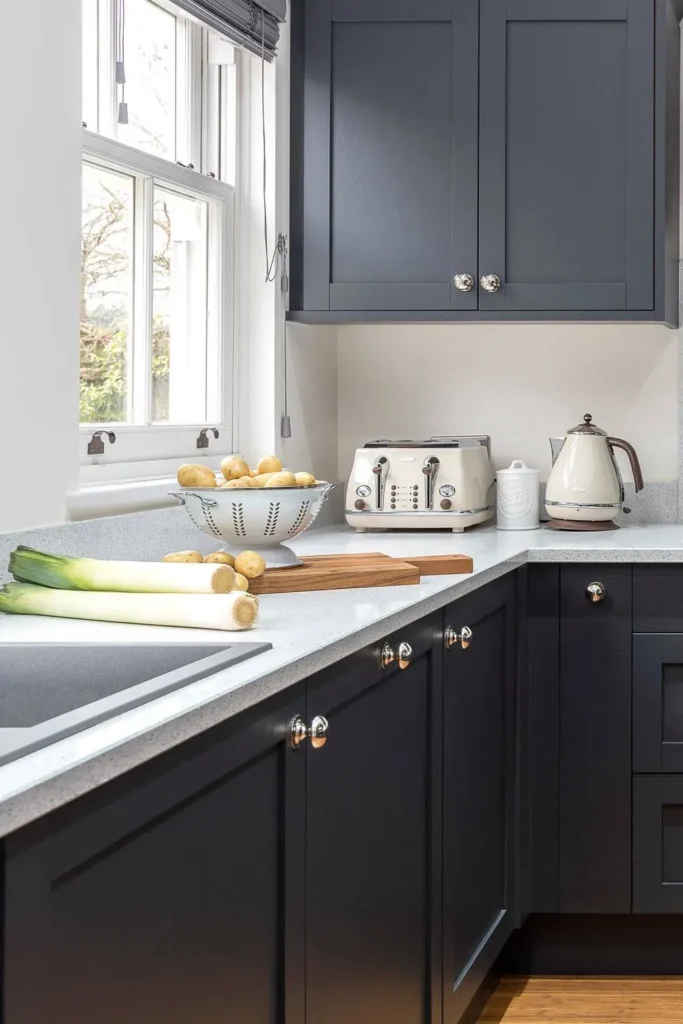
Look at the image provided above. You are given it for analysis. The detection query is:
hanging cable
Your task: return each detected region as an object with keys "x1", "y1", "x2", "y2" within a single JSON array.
[
  {"x1": 116, "y1": 0, "x2": 129, "y2": 124},
  {"x1": 256, "y1": 6, "x2": 291, "y2": 436},
  {"x1": 261, "y1": 11, "x2": 279, "y2": 282}
]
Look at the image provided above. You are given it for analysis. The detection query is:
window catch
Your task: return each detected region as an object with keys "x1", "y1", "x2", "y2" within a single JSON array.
[
  {"x1": 196, "y1": 427, "x2": 220, "y2": 450},
  {"x1": 87, "y1": 431, "x2": 117, "y2": 456}
]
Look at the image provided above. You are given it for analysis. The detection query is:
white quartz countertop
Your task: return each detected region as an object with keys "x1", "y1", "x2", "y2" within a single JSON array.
[{"x1": 1, "y1": 521, "x2": 683, "y2": 837}]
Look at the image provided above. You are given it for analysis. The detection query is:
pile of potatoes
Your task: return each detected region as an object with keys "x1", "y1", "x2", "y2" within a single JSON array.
[
  {"x1": 176, "y1": 454, "x2": 318, "y2": 490},
  {"x1": 161, "y1": 548, "x2": 266, "y2": 593}
]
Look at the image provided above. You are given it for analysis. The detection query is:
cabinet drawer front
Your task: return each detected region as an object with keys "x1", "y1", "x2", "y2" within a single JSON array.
[
  {"x1": 634, "y1": 635, "x2": 683, "y2": 772},
  {"x1": 633, "y1": 567, "x2": 683, "y2": 632},
  {"x1": 633, "y1": 775, "x2": 683, "y2": 913}
]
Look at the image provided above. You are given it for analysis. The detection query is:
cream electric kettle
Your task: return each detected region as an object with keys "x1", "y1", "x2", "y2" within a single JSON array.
[{"x1": 545, "y1": 414, "x2": 644, "y2": 530}]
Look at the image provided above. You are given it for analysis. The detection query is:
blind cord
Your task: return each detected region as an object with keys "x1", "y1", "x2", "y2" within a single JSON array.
[{"x1": 258, "y1": 9, "x2": 291, "y2": 437}]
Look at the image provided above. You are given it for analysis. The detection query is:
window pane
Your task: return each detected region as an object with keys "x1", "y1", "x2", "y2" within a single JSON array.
[
  {"x1": 82, "y1": 0, "x2": 99, "y2": 131},
  {"x1": 118, "y1": 0, "x2": 177, "y2": 161},
  {"x1": 153, "y1": 188, "x2": 209, "y2": 424},
  {"x1": 80, "y1": 164, "x2": 134, "y2": 424}
]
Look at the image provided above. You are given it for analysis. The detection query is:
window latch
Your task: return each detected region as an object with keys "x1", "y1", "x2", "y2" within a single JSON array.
[
  {"x1": 87, "y1": 430, "x2": 117, "y2": 456},
  {"x1": 196, "y1": 427, "x2": 220, "y2": 450}
]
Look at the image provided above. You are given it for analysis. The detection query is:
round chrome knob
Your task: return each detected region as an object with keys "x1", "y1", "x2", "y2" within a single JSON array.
[
  {"x1": 453, "y1": 273, "x2": 474, "y2": 292},
  {"x1": 290, "y1": 715, "x2": 307, "y2": 749},
  {"x1": 480, "y1": 274, "x2": 501, "y2": 293},
  {"x1": 381, "y1": 641, "x2": 413, "y2": 670},
  {"x1": 586, "y1": 582, "x2": 606, "y2": 604},
  {"x1": 309, "y1": 715, "x2": 329, "y2": 749},
  {"x1": 445, "y1": 626, "x2": 473, "y2": 650},
  {"x1": 289, "y1": 714, "x2": 329, "y2": 749}
]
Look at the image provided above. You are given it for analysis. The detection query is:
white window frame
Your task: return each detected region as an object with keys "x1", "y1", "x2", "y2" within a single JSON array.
[{"x1": 80, "y1": 0, "x2": 240, "y2": 472}]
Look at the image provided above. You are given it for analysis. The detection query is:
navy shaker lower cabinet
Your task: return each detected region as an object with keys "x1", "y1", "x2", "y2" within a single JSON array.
[
  {"x1": 442, "y1": 576, "x2": 517, "y2": 1024},
  {"x1": 2, "y1": 688, "x2": 306, "y2": 1024},
  {"x1": 304, "y1": 614, "x2": 444, "y2": 1024}
]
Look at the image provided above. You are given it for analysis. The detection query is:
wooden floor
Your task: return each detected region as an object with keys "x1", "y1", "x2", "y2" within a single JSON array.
[{"x1": 478, "y1": 977, "x2": 683, "y2": 1023}]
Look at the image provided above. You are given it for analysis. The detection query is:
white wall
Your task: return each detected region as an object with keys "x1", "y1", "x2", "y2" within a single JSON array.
[
  {"x1": 281, "y1": 323, "x2": 339, "y2": 480},
  {"x1": 0, "y1": 0, "x2": 81, "y2": 531},
  {"x1": 337, "y1": 323, "x2": 679, "y2": 484}
]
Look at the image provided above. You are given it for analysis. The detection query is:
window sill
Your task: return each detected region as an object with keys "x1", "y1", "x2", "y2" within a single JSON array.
[{"x1": 67, "y1": 476, "x2": 181, "y2": 520}]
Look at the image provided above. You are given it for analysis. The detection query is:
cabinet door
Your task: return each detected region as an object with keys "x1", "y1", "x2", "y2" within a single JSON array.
[
  {"x1": 304, "y1": 615, "x2": 442, "y2": 1024},
  {"x1": 634, "y1": 635, "x2": 683, "y2": 772},
  {"x1": 303, "y1": 0, "x2": 478, "y2": 312},
  {"x1": 479, "y1": 0, "x2": 654, "y2": 313},
  {"x1": 558, "y1": 565, "x2": 632, "y2": 913},
  {"x1": 442, "y1": 575, "x2": 516, "y2": 1024},
  {"x1": 3, "y1": 691, "x2": 305, "y2": 1024},
  {"x1": 634, "y1": 775, "x2": 683, "y2": 913}
]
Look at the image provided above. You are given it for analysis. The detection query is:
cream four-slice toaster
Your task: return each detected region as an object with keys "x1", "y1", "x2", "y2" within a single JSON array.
[{"x1": 345, "y1": 437, "x2": 495, "y2": 533}]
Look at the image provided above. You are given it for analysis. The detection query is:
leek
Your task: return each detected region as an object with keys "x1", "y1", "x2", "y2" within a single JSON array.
[
  {"x1": 10, "y1": 546, "x2": 235, "y2": 595},
  {"x1": 0, "y1": 583, "x2": 259, "y2": 631}
]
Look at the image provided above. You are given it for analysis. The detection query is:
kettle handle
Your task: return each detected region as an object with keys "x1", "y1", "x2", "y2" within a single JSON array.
[{"x1": 607, "y1": 438, "x2": 644, "y2": 493}]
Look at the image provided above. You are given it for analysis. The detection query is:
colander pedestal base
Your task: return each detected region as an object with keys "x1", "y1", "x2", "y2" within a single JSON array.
[{"x1": 221, "y1": 542, "x2": 304, "y2": 570}]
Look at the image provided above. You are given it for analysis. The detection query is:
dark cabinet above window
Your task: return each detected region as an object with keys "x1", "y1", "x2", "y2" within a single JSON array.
[{"x1": 289, "y1": 0, "x2": 682, "y2": 325}]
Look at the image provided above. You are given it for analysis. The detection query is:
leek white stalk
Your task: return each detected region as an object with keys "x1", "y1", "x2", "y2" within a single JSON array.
[
  {"x1": 0, "y1": 583, "x2": 259, "y2": 631},
  {"x1": 10, "y1": 546, "x2": 235, "y2": 595}
]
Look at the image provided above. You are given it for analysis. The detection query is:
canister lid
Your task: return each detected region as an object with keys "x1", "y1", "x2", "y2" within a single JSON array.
[
  {"x1": 567, "y1": 413, "x2": 607, "y2": 436},
  {"x1": 498, "y1": 460, "x2": 539, "y2": 474}
]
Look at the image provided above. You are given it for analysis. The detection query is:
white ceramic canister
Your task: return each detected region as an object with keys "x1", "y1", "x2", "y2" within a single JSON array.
[{"x1": 496, "y1": 460, "x2": 540, "y2": 531}]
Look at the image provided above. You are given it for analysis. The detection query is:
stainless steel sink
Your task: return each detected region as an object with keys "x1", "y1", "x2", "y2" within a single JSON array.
[{"x1": 0, "y1": 641, "x2": 271, "y2": 766}]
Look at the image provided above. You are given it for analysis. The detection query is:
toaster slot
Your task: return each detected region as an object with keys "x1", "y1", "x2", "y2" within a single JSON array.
[
  {"x1": 372, "y1": 456, "x2": 390, "y2": 510},
  {"x1": 422, "y1": 456, "x2": 440, "y2": 510}
]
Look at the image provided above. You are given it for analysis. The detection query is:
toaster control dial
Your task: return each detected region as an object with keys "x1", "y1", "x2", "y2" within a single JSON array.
[
  {"x1": 439, "y1": 485, "x2": 456, "y2": 498},
  {"x1": 354, "y1": 499, "x2": 366, "y2": 511},
  {"x1": 440, "y1": 499, "x2": 453, "y2": 510},
  {"x1": 356, "y1": 485, "x2": 372, "y2": 498}
]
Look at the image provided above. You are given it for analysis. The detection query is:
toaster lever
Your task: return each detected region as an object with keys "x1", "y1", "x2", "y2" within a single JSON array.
[
  {"x1": 422, "y1": 456, "x2": 440, "y2": 510},
  {"x1": 372, "y1": 456, "x2": 389, "y2": 510}
]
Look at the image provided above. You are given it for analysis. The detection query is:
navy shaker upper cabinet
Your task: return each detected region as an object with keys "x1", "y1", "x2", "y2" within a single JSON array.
[
  {"x1": 480, "y1": 0, "x2": 658, "y2": 316},
  {"x1": 297, "y1": 0, "x2": 479, "y2": 313},
  {"x1": 292, "y1": 0, "x2": 681, "y2": 324}
]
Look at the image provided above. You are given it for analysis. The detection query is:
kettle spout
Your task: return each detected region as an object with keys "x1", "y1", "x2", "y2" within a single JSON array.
[{"x1": 549, "y1": 437, "x2": 565, "y2": 466}]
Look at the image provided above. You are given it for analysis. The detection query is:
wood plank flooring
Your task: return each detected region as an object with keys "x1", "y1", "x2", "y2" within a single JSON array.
[{"x1": 478, "y1": 976, "x2": 683, "y2": 1023}]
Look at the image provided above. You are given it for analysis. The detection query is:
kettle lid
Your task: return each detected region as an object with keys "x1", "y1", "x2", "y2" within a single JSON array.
[{"x1": 567, "y1": 413, "x2": 607, "y2": 436}]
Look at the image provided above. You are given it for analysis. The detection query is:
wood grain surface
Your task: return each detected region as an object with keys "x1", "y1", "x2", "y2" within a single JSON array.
[
  {"x1": 249, "y1": 552, "x2": 472, "y2": 595},
  {"x1": 478, "y1": 976, "x2": 683, "y2": 1023}
]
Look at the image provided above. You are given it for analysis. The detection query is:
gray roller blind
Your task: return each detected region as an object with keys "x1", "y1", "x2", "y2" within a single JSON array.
[{"x1": 173, "y1": 0, "x2": 284, "y2": 59}]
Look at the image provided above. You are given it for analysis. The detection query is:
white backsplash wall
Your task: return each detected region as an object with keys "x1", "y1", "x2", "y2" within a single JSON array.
[
  {"x1": 336, "y1": 323, "x2": 679, "y2": 485},
  {"x1": 281, "y1": 323, "x2": 339, "y2": 482}
]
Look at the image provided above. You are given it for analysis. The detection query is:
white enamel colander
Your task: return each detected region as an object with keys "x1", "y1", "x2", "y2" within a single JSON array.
[{"x1": 171, "y1": 482, "x2": 333, "y2": 568}]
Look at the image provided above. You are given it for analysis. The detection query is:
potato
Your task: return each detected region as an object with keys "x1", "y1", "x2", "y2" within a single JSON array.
[
  {"x1": 221, "y1": 455, "x2": 251, "y2": 481},
  {"x1": 232, "y1": 572, "x2": 250, "y2": 592},
  {"x1": 235, "y1": 476, "x2": 253, "y2": 487},
  {"x1": 250, "y1": 473, "x2": 274, "y2": 488},
  {"x1": 234, "y1": 550, "x2": 267, "y2": 579},
  {"x1": 249, "y1": 469, "x2": 258, "y2": 477},
  {"x1": 204, "y1": 551, "x2": 235, "y2": 566},
  {"x1": 257, "y1": 455, "x2": 282, "y2": 475},
  {"x1": 221, "y1": 479, "x2": 248, "y2": 489},
  {"x1": 162, "y1": 550, "x2": 203, "y2": 563},
  {"x1": 294, "y1": 472, "x2": 316, "y2": 487},
  {"x1": 177, "y1": 463, "x2": 217, "y2": 488},
  {"x1": 264, "y1": 471, "x2": 296, "y2": 488}
]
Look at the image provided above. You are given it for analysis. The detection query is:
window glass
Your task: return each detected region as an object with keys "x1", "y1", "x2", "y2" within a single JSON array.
[
  {"x1": 80, "y1": 164, "x2": 135, "y2": 424},
  {"x1": 152, "y1": 187, "x2": 209, "y2": 423},
  {"x1": 117, "y1": 0, "x2": 177, "y2": 161}
]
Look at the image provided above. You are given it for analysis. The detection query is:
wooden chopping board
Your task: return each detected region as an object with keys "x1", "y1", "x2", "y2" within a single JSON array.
[{"x1": 249, "y1": 552, "x2": 473, "y2": 595}]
